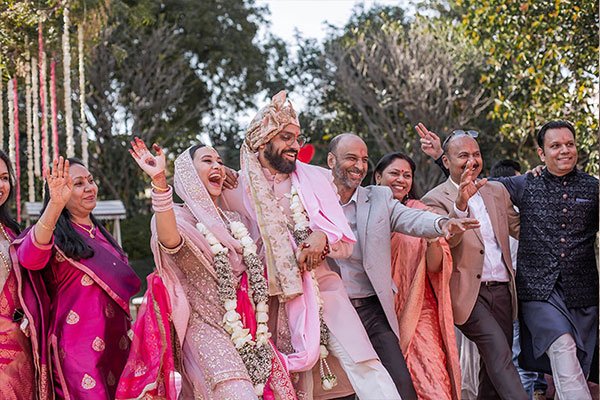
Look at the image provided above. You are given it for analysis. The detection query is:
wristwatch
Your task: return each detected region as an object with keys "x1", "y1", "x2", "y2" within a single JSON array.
[{"x1": 434, "y1": 217, "x2": 449, "y2": 235}]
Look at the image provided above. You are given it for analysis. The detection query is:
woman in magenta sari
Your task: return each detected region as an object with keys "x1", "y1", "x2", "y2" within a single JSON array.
[
  {"x1": 0, "y1": 150, "x2": 35, "y2": 399},
  {"x1": 117, "y1": 140, "x2": 296, "y2": 399},
  {"x1": 14, "y1": 157, "x2": 141, "y2": 399},
  {"x1": 374, "y1": 152, "x2": 461, "y2": 400}
]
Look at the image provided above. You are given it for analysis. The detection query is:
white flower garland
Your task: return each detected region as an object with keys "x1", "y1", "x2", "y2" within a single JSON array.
[
  {"x1": 78, "y1": 24, "x2": 88, "y2": 167},
  {"x1": 289, "y1": 186, "x2": 338, "y2": 391},
  {"x1": 7, "y1": 79, "x2": 15, "y2": 173},
  {"x1": 195, "y1": 220, "x2": 271, "y2": 396},
  {"x1": 25, "y1": 62, "x2": 34, "y2": 202},
  {"x1": 31, "y1": 56, "x2": 41, "y2": 178},
  {"x1": 62, "y1": 3, "x2": 75, "y2": 158}
]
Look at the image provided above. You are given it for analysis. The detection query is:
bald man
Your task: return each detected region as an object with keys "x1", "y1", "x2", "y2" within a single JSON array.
[
  {"x1": 326, "y1": 133, "x2": 479, "y2": 399},
  {"x1": 421, "y1": 132, "x2": 527, "y2": 400}
]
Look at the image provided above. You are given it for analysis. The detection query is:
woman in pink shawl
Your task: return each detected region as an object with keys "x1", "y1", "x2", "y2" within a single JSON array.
[
  {"x1": 14, "y1": 157, "x2": 141, "y2": 399},
  {"x1": 373, "y1": 152, "x2": 461, "y2": 400},
  {"x1": 117, "y1": 140, "x2": 296, "y2": 399},
  {"x1": 0, "y1": 150, "x2": 35, "y2": 399}
]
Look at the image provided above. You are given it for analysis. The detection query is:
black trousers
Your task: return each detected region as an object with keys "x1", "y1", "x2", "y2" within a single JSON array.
[
  {"x1": 456, "y1": 284, "x2": 528, "y2": 400},
  {"x1": 352, "y1": 295, "x2": 417, "y2": 400}
]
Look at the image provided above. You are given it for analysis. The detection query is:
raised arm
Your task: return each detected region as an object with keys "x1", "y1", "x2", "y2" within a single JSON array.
[
  {"x1": 416, "y1": 122, "x2": 449, "y2": 178},
  {"x1": 129, "y1": 138, "x2": 181, "y2": 249}
]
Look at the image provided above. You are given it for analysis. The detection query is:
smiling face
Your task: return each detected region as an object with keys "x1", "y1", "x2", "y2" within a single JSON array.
[
  {"x1": 66, "y1": 163, "x2": 98, "y2": 218},
  {"x1": 442, "y1": 135, "x2": 483, "y2": 184},
  {"x1": 538, "y1": 127, "x2": 577, "y2": 176},
  {"x1": 192, "y1": 146, "x2": 226, "y2": 201},
  {"x1": 327, "y1": 135, "x2": 369, "y2": 192},
  {"x1": 375, "y1": 158, "x2": 413, "y2": 201},
  {"x1": 259, "y1": 123, "x2": 301, "y2": 174},
  {"x1": 0, "y1": 158, "x2": 10, "y2": 208}
]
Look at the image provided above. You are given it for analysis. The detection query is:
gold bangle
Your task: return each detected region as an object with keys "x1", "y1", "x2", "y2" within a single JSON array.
[
  {"x1": 37, "y1": 220, "x2": 55, "y2": 231},
  {"x1": 151, "y1": 181, "x2": 170, "y2": 192}
]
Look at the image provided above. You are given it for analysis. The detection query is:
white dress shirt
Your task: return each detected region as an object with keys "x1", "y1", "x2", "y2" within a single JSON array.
[{"x1": 451, "y1": 179, "x2": 510, "y2": 282}]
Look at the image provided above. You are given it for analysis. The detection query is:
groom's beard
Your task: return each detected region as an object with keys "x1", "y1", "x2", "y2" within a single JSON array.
[{"x1": 264, "y1": 142, "x2": 297, "y2": 174}]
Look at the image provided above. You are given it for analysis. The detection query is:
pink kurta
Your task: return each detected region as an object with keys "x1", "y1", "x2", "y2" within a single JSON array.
[
  {"x1": 17, "y1": 226, "x2": 139, "y2": 399},
  {"x1": 0, "y1": 227, "x2": 35, "y2": 400},
  {"x1": 391, "y1": 199, "x2": 461, "y2": 400}
]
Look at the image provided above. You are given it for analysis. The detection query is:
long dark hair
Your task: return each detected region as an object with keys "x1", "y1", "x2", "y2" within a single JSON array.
[
  {"x1": 372, "y1": 152, "x2": 417, "y2": 203},
  {"x1": 0, "y1": 150, "x2": 21, "y2": 234},
  {"x1": 40, "y1": 158, "x2": 124, "y2": 260}
]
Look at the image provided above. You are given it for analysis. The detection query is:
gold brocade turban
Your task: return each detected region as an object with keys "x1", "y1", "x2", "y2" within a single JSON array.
[{"x1": 244, "y1": 90, "x2": 300, "y2": 152}]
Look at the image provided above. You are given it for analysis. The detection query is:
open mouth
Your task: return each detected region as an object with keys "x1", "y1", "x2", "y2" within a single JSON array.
[
  {"x1": 391, "y1": 184, "x2": 407, "y2": 192},
  {"x1": 283, "y1": 151, "x2": 297, "y2": 162},
  {"x1": 208, "y1": 173, "x2": 223, "y2": 187}
]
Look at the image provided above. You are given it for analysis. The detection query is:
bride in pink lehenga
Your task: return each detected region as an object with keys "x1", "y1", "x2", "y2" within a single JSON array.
[{"x1": 117, "y1": 140, "x2": 297, "y2": 399}]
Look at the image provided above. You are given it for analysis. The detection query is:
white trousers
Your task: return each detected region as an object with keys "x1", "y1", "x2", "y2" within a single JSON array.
[
  {"x1": 328, "y1": 331, "x2": 402, "y2": 400},
  {"x1": 547, "y1": 333, "x2": 591, "y2": 400}
]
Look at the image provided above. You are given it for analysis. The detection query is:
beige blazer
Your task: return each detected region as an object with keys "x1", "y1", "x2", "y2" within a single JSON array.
[
  {"x1": 329, "y1": 185, "x2": 441, "y2": 338},
  {"x1": 422, "y1": 179, "x2": 520, "y2": 325}
]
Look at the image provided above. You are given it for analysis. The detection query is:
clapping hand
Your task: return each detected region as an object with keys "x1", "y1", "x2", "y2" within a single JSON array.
[
  {"x1": 416, "y1": 123, "x2": 443, "y2": 160},
  {"x1": 129, "y1": 137, "x2": 167, "y2": 179},
  {"x1": 46, "y1": 157, "x2": 73, "y2": 207},
  {"x1": 456, "y1": 159, "x2": 487, "y2": 211}
]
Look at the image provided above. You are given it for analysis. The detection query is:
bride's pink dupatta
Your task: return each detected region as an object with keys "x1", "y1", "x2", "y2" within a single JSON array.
[{"x1": 117, "y1": 147, "x2": 296, "y2": 399}]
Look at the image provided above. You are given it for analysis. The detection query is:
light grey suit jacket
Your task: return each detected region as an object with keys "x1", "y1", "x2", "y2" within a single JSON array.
[{"x1": 329, "y1": 185, "x2": 442, "y2": 338}]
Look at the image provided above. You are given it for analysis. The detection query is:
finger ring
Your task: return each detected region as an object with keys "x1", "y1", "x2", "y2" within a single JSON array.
[{"x1": 301, "y1": 243, "x2": 310, "y2": 249}]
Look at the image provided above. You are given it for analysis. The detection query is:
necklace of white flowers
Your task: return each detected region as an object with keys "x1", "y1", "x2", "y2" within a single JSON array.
[
  {"x1": 195, "y1": 213, "x2": 272, "y2": 397},
  {"x1": 289, "y1": 185, "x2": 338, "y2": 391}
]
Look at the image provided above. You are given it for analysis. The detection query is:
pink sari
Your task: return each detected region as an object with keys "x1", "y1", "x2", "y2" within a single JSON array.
[
  {"x1": 14, "y1": 225, "x2": 141, "y2": 399},
  {"x1": 391, "y1": 199, "x2": 460, "y2": 400},
  {"x1": 0, "y1": 227, "x2": 35, "y2": 400},
  {"x1": 117, "y1": 148, "x2": 296, "y2": 399}
]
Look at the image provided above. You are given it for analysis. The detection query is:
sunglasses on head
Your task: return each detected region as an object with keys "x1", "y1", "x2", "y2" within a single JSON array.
[{"x1": 442, "y1": 129, "x2": 479, "y2": 150}]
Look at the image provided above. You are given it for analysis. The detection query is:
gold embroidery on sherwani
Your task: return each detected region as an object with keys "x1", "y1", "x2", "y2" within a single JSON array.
[
  {"x1": 81, "y1": 374, "x2": 97, "y2": 389},
  {"x1": 80, "y1": 274, "x2": 94, "y2": 286},
  {"x1": 92, "y1": 337, "x2": 105, "y2": 352},
  {"x1": 66, "y1": 310, "x2": 80, "y2": 324}
]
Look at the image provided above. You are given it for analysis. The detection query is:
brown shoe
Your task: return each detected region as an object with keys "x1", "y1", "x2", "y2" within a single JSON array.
[{"x1": 533, "y1": 390, "x2": 547, "y2": 400}]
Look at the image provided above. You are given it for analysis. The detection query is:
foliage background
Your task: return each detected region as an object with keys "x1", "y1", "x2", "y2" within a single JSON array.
[{"x1": 2, "y1": 0, "x2": 597, "y2": 278}]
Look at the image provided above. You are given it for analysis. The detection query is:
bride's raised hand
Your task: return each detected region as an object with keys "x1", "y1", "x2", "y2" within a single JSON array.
[
  {"x1": 46, "y1": 157, "x2": 73, "y2": 208},
  {"x1": 129, "y1": 137, "x2": 167, "y2": 179}
]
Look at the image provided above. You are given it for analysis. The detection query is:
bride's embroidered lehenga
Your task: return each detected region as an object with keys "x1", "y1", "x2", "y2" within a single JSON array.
[{"x1": 117, "y1": 148, "x2": 296, "y2": 400}]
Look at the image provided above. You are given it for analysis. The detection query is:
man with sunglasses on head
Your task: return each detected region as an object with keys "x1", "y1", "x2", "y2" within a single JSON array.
[{"x1": 420, "y1": 127, "x2": 528, "y2": 400}]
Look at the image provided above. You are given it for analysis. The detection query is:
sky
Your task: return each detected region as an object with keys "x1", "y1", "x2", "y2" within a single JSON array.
[{"x1": 257, "y1": 0, "x2": 408, "y2": 44}]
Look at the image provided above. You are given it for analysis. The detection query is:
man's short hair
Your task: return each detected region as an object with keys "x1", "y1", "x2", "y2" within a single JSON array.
[
  {"x1": 490, "y1": 159, "x2": 521, "y2": 178},
  {"x1": 536, "y1": 120, "x2": 576, "y2": 148}
]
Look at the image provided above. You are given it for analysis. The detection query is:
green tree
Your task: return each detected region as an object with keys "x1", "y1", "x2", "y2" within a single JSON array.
[{"x1": 453, "y1": 0, "x2": 599, "y2": 173}]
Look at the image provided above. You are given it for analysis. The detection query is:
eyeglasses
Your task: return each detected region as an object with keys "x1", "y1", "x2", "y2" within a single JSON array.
[
  {"x1": 442, "y1": 129, "x2": 479, "y2": 150},
  {"x1": 278, "y1": 132, "x2": 308, "y2": 147}
]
